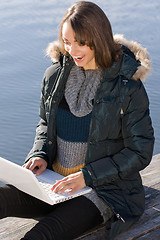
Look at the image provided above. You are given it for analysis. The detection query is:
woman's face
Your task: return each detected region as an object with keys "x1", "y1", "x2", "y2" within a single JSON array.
[{"x1": 62, "y1": 21, "x2": 97, "y2": 70}]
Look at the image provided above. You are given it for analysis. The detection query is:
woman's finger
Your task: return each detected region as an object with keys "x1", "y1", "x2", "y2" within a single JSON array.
[
  {"x1": 56, "y1": 183, "x2": 73, "y2": 194},
  {"x1": 51, "y1": 177, "x2": 70, "y2": 190},
  {"x1": 23, "y1": 160, "x2": 32, "y2": 169},
  {"x1": 35, "y1": 163, "x2": 47, "y2": 176},
  {"x1": 51, "y1": 179, "x2": 69, "y2": 192},
  {"x1": 51, "y1": 172, "x2": 86, "y2": 194}
]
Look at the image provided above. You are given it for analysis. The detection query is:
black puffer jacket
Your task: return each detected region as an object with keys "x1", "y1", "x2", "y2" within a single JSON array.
[{"x1": 26, "y1": 35, "x2": 154, "y2": 238}]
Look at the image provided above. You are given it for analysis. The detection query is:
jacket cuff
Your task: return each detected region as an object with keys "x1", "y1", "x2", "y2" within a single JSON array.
[{"x1": 81, "y1": 168, "x2": 93, "y2": 186}]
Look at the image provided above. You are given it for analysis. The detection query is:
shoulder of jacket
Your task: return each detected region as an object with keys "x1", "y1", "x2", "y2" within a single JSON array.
[
  {"x1": 44, "y1": 62, "x2": 61, "y2": 79},
  {"x1": 41, "y1": 62, "x2": 61, "y2": 97},
  {"x1": 119, "y1": 77, "x2": 143, "y2": 99}
]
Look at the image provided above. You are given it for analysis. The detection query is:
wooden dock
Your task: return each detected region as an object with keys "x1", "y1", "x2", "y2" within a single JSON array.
[{"x1": 0, "y1": 154, "x2": 160, "y2": 240}]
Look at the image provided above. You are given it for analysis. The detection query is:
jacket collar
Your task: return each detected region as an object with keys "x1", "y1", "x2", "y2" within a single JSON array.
[{"x1": 102, "y1": 52, "x2": 140, "y2": 82}]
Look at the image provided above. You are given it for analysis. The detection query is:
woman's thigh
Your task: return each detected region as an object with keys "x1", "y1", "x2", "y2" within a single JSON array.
[
  {"x1": 0, "y1": 184, "x2": 56, "y2": 219},
  {"x1": 22, "y1": 196, "x2": 104, "y2": 240}
]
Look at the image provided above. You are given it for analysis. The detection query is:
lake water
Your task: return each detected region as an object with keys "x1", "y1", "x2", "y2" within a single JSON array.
[{"x1": 0, "y1": 0, "x2": 159, "y2": 167}]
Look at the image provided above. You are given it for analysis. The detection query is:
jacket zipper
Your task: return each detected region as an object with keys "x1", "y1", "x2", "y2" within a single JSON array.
[
  {"x1": 94, "y1": 189, "x2": 126, "y2": 223},
  {"x1": 116, "y1": 214, "x2": 125, "y2": 223}
]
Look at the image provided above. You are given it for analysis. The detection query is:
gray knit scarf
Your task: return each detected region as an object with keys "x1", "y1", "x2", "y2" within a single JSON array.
[{"x1": 65, "y1": 65, "x2": 102, "y2": 117}]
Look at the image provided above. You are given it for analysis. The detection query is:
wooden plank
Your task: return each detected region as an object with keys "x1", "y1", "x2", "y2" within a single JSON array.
[
  {"x1": 141, "y1": 154, "x2": 160, "y2": 187},
  {"x1": 0, "y1": 218, "x2": 38, "y2": 240},
  {"x1": 136, "y1": 227, "x2": 160, "y2": 240}
]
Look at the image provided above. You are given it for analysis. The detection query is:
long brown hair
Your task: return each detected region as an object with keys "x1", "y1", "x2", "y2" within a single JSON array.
[{"x1": 59, "y1": 1, "x2": 121, "y2": 69}]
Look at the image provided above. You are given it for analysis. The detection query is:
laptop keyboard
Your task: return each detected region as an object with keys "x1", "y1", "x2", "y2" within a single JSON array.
[{"x1": 38, "y1": 180, "x2": 61, "y2": 199}]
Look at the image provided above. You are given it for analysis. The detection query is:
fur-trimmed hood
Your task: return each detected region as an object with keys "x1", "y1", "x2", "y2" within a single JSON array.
[{"x1": 46, "y1": 34, "x2": 151, "y2": 81}]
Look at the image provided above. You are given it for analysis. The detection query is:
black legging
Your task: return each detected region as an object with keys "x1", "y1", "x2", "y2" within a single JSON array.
[{"x1": 0, "y1": 185, "x2": 111, "y2": 240}]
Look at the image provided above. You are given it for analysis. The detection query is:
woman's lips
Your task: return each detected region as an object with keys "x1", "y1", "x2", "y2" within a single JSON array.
[{"x1": 73, "y1": 55, "x2": 84, "y2": 63}]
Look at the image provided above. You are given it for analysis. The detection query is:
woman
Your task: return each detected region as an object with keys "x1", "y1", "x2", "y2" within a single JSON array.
[{"x1": 0, "y1": 1, "x2": 154, "y2": 239}]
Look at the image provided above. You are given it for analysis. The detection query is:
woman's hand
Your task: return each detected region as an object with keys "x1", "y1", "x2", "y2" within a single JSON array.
[
  {"x1": 51, "y1": 171, "x2": 86, "y2": 195},
  {"x1": 23, "y1": 157, "x2": 47, "y2": 176}
]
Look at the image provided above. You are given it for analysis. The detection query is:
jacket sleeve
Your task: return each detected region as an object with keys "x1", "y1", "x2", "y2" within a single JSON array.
[
  {"x1": 82, "y1": 80, "x2": 155, "y2": 187},
  {"x1": 25, "y1": 76, "x2": 49, "y2": 163},
  {"x1": 25, "y1": 63, "x2": 61, "y2": 164}
]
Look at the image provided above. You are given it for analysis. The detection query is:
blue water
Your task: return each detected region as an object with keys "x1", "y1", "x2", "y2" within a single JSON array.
[{"x1": 0, "y1": 0, "x2": 159, "y2": 167}]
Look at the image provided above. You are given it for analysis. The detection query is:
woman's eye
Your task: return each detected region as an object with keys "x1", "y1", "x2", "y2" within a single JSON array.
[
  {"x1": 79, "y1": 41, "x2": 85, "y2": 46},
  {"x1": 63, "y1": 40, "x2": 70, "y2": 46}
]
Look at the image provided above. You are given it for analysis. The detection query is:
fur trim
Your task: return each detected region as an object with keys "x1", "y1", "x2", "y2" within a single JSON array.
[
  {"x1": 114, "y1": 34, "x2": 151, "y2": 81},
  {"x1": 46, "y1": 40, "x2": 61, "y2": 63},
  {"x1": 46, "y1": 34, "x2": 151, "y2": 81}
]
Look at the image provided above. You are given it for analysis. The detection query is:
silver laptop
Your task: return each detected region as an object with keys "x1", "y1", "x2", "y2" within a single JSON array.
[{"x1": 0, "y1": 157, "x2": 91, "y2": 205}]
